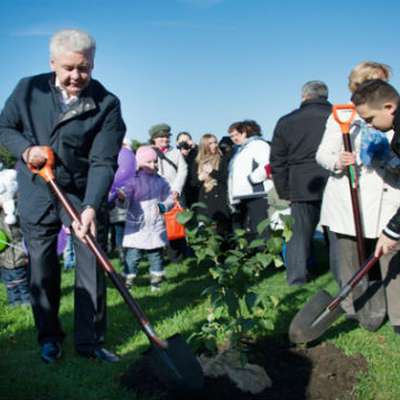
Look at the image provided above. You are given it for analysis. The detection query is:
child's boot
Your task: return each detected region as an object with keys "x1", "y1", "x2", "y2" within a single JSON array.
[
  {"x1": 150, "y1": 274, "x2": 164, "y2": 292},
  {"x1": 125, "y1": 274, "x2": 136, "y2": 288}
]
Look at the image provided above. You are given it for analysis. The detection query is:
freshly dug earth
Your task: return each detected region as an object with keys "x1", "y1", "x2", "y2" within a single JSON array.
[{"x1": 120, "y1": 339, "x2": 368, "y2": 400}]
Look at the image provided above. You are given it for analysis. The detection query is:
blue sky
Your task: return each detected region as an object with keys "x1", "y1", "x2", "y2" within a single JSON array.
[{"x1": 0, "y1": 0, "x2": 399, "y2": 143}]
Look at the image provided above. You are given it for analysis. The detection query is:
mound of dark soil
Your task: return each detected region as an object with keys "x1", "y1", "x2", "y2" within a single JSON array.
[{"x1": 120, "y1": 339, "x2": 367, "y2": 400}]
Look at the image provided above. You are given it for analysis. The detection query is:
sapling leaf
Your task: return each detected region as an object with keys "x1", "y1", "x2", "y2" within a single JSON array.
[
  {"x1": 176, "y1": 210, "x2": 193, "y2": 224},
  {"x1": 191, "y1": 201, "x2": 208, "y2": 210},
  {"x1": 197, "y1": 214, "x2": 212, "y2": 224},
  {"x1": 249, "y1": 239, "x2": 265, "y2": 249},
  {"x1": 256, "y1": 218, "x2": 270, "y2": 235},
  {"x1": 273, "y1": 255, "x2": 284, "y2": 267},
  {"x1": 267, "y1": 237, "x2": 283, "y2": 254},
  {"x1": 245, "y1": 292, "x2": 258, "y2": 312},
  {"x1": 256, "y1": 253, "x2": 273, "y2": 267},
  {"x1": 224, "y1": 255, "x2": 239, "y2": 265},
  {"x1": 228, "y1": 249, "x2": 243, "y2": 257},
  {"x1": 233, "y1": 228, "x2": 246, "y2": 237},
  {"x1": 225, "y1": 290, "x2": 239, "y2": 317},
  {"x1": 262, "y1": 319, "x2": 274, "y2": 330},
  {"x1": 270, "y1": 295, "x2": 279, "y2": 307},
  {"x1": 283, "y1": 225, "x2": 293, "y2": 242},
  {"x1": 280, "y1": 213, "x2": 294, "y2": 227}
]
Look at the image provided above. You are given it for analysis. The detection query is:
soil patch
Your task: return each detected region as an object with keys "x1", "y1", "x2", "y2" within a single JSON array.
[{"x1": 120, "y1": 339, "x2": 368, "y2": 400}]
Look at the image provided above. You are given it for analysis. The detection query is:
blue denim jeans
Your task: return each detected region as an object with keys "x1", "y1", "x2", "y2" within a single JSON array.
[
  {"x1": 63, "y1": 235, "x2": 76, "y2": 270},
  {"x1": 1, "y1": 266, "x2": 31, "y2": 305},
  {"x1": 124, "y1": 248, "x2": 164, "y2": 277},
  {"x1": 114, "y1": 223, "x2": 125, "y2": 249}
]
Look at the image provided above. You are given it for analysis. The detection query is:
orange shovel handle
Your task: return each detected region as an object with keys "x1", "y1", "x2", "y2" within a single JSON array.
[{"x1": 332, "y1": 104, "x2": 356, "y2": 134}]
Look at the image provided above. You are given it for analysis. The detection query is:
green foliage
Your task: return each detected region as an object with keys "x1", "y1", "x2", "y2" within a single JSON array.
[
  {"x1": 179, "y1": 204, "x2": 293, "y2": 355},
  {"x1": 1, "y1": 243, "x2": 400, "y2": 398},
  {"x1": 0, "y1": 145, "x2": 16, "y2": 168},
  {"x1": 130, "y1": 139, "x2": 144, "y2": 152}
]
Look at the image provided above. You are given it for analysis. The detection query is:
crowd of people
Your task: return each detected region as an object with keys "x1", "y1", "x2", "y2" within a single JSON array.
[{"x1": 1, "y1": 28, "x2": 400, "y2": 366}]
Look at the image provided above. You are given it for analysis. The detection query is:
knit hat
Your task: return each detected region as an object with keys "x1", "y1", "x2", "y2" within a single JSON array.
[
  {"x1": 135, "y1": 145, "x2": 157, "y2": 169},
  {"x1": 149, "y1": 123, "x2": 171, "y2": 140}
]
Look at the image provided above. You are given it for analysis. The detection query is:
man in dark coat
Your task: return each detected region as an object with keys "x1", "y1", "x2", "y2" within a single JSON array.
[
  {"x1": 0, "y1": 29, "x2": 126, "y2": 363},
  {"x1": 270, "y1": 81, "x2": 331, "y2": 285}
]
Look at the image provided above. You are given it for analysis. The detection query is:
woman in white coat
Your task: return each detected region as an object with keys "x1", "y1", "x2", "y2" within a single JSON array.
[
  {"x1": 316, "y1": 61, "x2": 400, "y2": 333},
  {"x1": 228, "y1": 120, "x2": 273, "y2": 242}
]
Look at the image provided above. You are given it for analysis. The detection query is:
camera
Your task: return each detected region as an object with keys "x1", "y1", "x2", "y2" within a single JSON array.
[{"x1": 177, "y1": 142, "x2": 191, "y2": 151}]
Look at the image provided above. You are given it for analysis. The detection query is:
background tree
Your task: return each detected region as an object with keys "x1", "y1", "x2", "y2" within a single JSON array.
[{"x1": 0, "y1": 145, "x2": 16, "y2": 168}]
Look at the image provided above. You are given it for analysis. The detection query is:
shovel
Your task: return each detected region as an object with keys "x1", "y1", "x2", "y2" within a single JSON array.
[
  {"x1": 332, "y1": 104, "x2": 366, "y2": 265},
  {"x1": 332, "y1": 104, "x2": 386, "y2": 330},
  {"x1": 29, "y1": 147, "x2": 204, "y2": 392},
  {"x1": 289, "y1": 253, "x2": 380, "y2": 344}
]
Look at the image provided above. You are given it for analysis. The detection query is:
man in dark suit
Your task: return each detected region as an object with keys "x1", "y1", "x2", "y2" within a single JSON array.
[
  {"x1": 270, "y1": 81, "x2": 331, "y2": 285},
  {"x1": 0, "y1": 29, "x2": 126, "y2": 363}
]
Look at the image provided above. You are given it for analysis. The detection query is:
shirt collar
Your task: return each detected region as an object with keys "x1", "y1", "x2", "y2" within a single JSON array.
[{"x1": 55, "y1": 77, "x2": 80, "y2": 106}]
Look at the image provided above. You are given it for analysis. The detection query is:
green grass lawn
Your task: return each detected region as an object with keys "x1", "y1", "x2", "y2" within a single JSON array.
[{"x1": 1, "y1": 247, "x2": 400, "y2": 400}]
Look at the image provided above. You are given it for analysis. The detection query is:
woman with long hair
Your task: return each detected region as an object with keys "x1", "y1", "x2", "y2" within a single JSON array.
[{"x1": 194, "y1": 133, "x2": 231, "y2": 235}]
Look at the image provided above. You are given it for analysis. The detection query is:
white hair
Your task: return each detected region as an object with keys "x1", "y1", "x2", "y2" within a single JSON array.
[
  {"x1": 301, "y1": 80, "x2": 329, "y2": 99},
  {"x1": 50, "y1": 29, "x2": 96, "y2": 61}
]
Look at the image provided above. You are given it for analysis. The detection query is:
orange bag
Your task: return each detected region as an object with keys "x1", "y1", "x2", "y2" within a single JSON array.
[{"x1": 164, "y1": 202, "x2": 186, "y2": 241}]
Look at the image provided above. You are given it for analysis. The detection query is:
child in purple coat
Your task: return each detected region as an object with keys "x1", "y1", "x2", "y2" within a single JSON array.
[{"x1": 122, "y1": 146, "x2": 173, "y2": 291}]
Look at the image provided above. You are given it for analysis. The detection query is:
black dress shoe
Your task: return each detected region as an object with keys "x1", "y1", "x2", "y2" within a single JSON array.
[
  {"x1": 41, "y1": 342, "x2": 62, "y2": 364},
  {"x1": 78, "y1": 347, "x2": 120, "y2": 363}
]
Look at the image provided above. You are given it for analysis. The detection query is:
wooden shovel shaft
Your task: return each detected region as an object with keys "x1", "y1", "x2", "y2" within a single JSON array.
[
  {"x1": 311, "y1": 254, "x2": 380, "y2": 328},
  {"x1": 342, "y1": 132, "x2": 366, "y2": 265},
  {"x1": 47, "y1": 178, "x2": 168, "y2": 350},
  {"x1": 328, "y1": 254, "x2": 380, "y2": 311}
]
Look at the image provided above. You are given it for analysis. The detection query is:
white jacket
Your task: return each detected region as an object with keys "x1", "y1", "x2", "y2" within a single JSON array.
[
  {"x1": 316, "y1": 114, "x2": 400, "y2": 238},
  {"x1": 228, "y1": 136, "x2": 273, "y2": 205},
  {"x1": 156, "y1": 147, "x2": 188, "y2": 195}
]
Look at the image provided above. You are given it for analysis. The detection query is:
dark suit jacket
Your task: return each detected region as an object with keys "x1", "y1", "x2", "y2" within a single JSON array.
[
  {"x1": 270, "y1": 98, "x2": 332, "y2": 202},
  {"x1": 0, "y1": 73, "x2": 126, "y2": 223}
]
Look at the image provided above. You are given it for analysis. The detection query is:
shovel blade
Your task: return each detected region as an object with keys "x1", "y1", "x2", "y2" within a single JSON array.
[
  {"x1": 144, "y1": 334, "x2": 204, "y2": 393},
  {"x1": 289, "y1": 290, "x2": 345, "y2": 344}
]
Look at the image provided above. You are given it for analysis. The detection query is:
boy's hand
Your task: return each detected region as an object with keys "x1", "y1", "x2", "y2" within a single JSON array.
[{"x1": 375, "y1": 233, "x2": 398, "y2": 257}]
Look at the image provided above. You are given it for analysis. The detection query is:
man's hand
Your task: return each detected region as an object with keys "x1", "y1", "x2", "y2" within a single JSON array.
[
  {"x1": 375, "y1": 233, "x2": 398, "y2": 257},
  {"x1": 72, "y1": 206, "x2": 96, "y2": 243},
  {"x1": 23, "y1": 146, "x2": 49, "y2": 168}
]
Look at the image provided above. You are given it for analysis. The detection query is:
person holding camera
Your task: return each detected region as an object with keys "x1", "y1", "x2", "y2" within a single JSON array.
[{"x1": 176, "y1": 132, "x2": 199, "y2": 207}]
